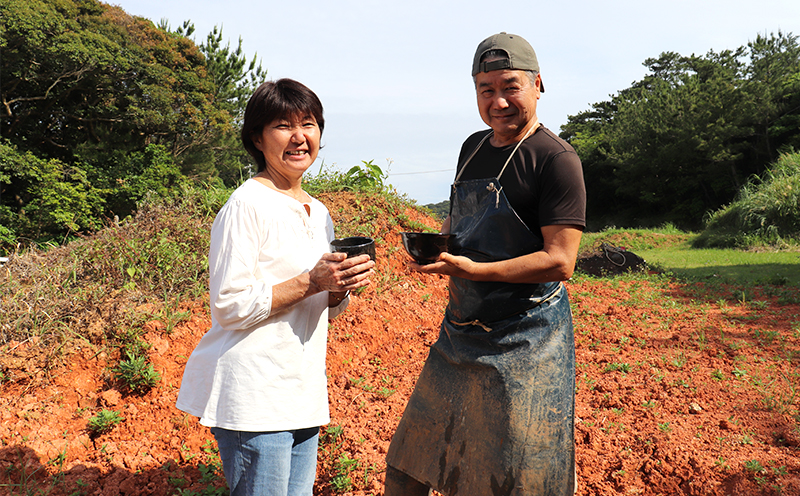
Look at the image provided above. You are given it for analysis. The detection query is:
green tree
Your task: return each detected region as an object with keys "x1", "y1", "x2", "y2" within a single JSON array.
[
  {"x1": 1, "y1": 0, "x2": 223, "y2": 170},
  {"x1": 739, "y1": 32, "x2": 800, "y2": 166},
  {"x1": 0, "y1": 0, "x2": 266, "y2": 244},
  {"x1": 0, "y1": 140, "x2": 105, "y2": 245},
  {"x1": 562, "y1": 31, "x2": 800, "y2": 230},
  {"x1": 194, "y1": 24, "x2": 267, "y2": 185}
]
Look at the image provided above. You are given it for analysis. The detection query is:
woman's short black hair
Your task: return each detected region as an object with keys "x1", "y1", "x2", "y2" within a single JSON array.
[{"x1": 241, "y1": 78, "x2": 325, "y2": 172}]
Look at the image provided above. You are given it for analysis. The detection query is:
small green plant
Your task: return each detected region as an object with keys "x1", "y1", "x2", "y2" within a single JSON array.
[
  {"x1": 113, "y1": 351, "x2": 161, "y2": 393},
  {"x1": 657, "y1": 422, "x2": 672, "y2": 433},
  {"x1": 320, "y1": 425, "x2": 344, "y2": 447},
  {"x1": 68, "y1": 478, "x2": 89, "y2": 496},
  {"x1": 331, "y1": 454, "x2": 360, "y2": 493},
  {"x1": 669, "y1": 352, "x2": 688, "y2": 368},
  {"x1": 87, "y1": 409, "x2": 123, "y2": 435},
  {"x1": 732, "y1": 367, "x2": 748, "y2": 379},
  {"x1": 604, "y1": 362, "x2": 631, "y2": 373},
  {"x1": 378, "y1": 387, "x2": 396, "y2": 398},
  {"x1": 158, "y1": 303, "x2": 192, "y2": 333},
  {"x1": 744, "y1": 459, "x2": 765, "y2": 473},
  {"x1": 342, "y1": 160, "x2": 387, "y2": 191},
  {"x1": 123, "y1": 267, "x2": 137, "y2": 291}
]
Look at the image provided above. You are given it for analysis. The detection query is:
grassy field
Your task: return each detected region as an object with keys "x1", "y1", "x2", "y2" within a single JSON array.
[
  {"x1": 640, "y1": 245, "x2": 800, "y2": 286},
  {"x1": 580, "y1": 228, "x2": 800, "y2": 288}
]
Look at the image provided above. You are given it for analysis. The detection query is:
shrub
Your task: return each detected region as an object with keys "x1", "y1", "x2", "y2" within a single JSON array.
[
  {"x1": 304, "y1": 160, "x2": 388, "y2": 195},
  {"x1": 0, "y1": 140, "x2": 105, "y2": 244},
  {"x1": 113, "y1": 351, "x2": 161, "y2": 394},
  {"x1": 87, "y1": 409, "x2": 123, "y2": 435},
  {"x1": 694, "y1": 151, "x2": 800, "y2": 249}
]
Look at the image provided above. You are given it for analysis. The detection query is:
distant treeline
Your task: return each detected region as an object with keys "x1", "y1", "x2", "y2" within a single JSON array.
[
  {"x1": 422, "y1": 201, "x2": 450, "y2": 221},
  {"x1": 560, "y1": 31, "x2": 800, "y2": 231},
  {"x1": 1, "y1": 0, "x2": 798, "y2": 252}
]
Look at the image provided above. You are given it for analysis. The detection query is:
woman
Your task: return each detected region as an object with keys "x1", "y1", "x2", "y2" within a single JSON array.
[{"x1": 176, "y1": 78, "x2": 374, "y2": 496}]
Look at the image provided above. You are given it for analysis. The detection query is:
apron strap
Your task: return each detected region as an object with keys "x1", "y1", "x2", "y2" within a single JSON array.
[
  {"x1": 454, "y1": 132, "x2": 493, "y2": 182},
  {"x1": 496, "y1": 124, "x2": 537, "y2": 179},
  {"x1": 454, "y1": 124, "x2": 539, "y2": 183}
]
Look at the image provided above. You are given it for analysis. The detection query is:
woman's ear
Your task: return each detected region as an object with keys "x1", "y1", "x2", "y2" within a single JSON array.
[{"x1": 251, "y1": 132, "x2": 264, "y2": 152}]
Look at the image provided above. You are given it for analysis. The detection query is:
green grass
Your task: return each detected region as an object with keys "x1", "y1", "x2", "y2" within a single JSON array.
[
  {"x1": 580, "y1": 226, "x2": 800, "y2": 287},
  {"x1": 638, "y1": 244, "x2": 800, "y2": 286}
]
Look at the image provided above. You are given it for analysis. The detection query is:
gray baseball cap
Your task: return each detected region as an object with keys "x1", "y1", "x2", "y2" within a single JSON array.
[{"x1": 472, "y1": 32, "x2": 544, "y2": 92}]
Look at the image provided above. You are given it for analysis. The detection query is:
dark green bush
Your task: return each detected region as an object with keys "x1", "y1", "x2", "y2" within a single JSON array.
[{"x1": 694, "y1": 151, "x2": 800, "y2": 249}]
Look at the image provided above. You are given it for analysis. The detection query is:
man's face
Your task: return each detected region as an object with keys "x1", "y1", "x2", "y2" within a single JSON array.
[{"x1": 475, "y1": 68, "x2": 541, "y2": 146}]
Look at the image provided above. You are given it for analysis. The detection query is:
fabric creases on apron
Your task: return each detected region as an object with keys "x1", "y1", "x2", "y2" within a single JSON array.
[{"x1": 386, "y1": 128, "x2": 575, "y2": 496}]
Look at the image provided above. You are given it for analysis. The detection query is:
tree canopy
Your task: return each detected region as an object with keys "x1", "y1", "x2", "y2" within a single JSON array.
[
  {"x1": 561, "y1": 31, "x2": 800, "y2": 230},
  {"x1": 0, "y1": 0, "x2": 265, "y2": 248}
]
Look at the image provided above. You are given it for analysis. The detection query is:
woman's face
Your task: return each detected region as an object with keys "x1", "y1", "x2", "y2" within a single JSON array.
[{"x1": 253, "y1": 113, "x2": 320, "y2": 180}]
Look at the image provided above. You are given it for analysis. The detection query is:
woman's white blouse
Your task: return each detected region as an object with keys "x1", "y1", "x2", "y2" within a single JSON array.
[{"x1": 176, "y1": 179, "x2": 345, "y2": 431}]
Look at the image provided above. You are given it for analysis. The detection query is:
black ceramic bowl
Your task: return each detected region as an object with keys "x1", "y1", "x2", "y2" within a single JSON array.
[
  {"x1": 400, "y1": 232, "x2": 453, "y2": 264},
  {"x1": 331, "y1": 236, "x2": 376, "y2": 261}
]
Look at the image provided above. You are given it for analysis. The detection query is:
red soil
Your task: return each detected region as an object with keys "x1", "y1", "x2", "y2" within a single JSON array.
[{"x1": 1, "y1": 196, "x2": 799, "y2": 496}]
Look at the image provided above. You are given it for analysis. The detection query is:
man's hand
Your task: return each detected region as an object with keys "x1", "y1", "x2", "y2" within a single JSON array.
[{"x1": 408, "y1": 225, "x2": 583, "y2": 284}]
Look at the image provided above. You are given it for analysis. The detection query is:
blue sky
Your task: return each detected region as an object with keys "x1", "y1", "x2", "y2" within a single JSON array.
[{"x1": 114, "y1": 0, "x2": 799, "y2": 204}]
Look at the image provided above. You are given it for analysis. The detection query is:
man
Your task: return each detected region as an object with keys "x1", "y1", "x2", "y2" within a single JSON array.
[{"x1": 385, "y1": 33, "x2": 586, "y2": 496}]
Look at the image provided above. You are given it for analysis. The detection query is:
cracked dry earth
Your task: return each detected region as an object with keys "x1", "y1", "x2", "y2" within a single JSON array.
[{"x1": 2, "y1": 196, "x2": 800, "y2": 496}]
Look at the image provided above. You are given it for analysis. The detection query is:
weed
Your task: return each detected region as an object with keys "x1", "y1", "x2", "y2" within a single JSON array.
[
  {"x1": 669, "y1": 352, "x2": 688, "y2": 368},
  {"x1": 378, "y1": 387, "x2": 396, "y2": 398},
  {"x1": 744, "y1": 459, "x2": 765, "y2": 473},
  {"x1": 331, "y1": 454, "x2": 360, "y2": 493},
  {"x1": 321, "y1": 425, "x2": 344, "y2": 446},
  {"x1": 87, "y1": 409, "x2": 123, "y2": 436},
  {"x1": 0, "y1": 447, "x2": 52, "y2": 494},
  {"x1": 112, "y1": 350, "x2": 161, "y2": 394},
  {"x1": 157, "y1": 302, "x2": 192, "y2": 334},
  {"x1": 67, "y1": 479, "x2": 89, "y2": 496},
  {"x1": 657, "y1": 422, "x2": 672, "y2": 433},
  {"x1": 604, "y1": 362, "x2": 631, "y2": 374},
  {"x1": 175, "y1": 484, "x2": 228, "y2": 496}
]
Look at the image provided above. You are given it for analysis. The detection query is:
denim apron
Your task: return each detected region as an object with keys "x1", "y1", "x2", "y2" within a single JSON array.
[{"x1": 386, "y1": 129, "x2": 576, "y2": 496}]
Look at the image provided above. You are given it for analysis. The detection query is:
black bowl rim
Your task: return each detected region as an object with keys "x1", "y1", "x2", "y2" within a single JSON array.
[
  {"x1": 331, "y1": 236, "x2": 374, "y2": 247},
  {"x1": 399, "y1": 232, "x2": 452, "y2": 238}
]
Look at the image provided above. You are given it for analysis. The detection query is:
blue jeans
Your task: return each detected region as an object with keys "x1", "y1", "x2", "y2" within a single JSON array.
[{"x1": 210, "y1": 427, "x2": 319, "y2": 496}]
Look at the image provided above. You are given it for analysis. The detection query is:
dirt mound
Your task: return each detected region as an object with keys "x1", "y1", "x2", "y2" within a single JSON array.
[
  {"x1": 1, "y1": 192, "x2": 799, "y2": 495},
  {"x1": 577, "y1": 242, "x2": 647, "y2": 277}
]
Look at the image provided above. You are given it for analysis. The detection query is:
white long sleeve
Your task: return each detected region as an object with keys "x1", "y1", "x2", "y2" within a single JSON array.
[{"x1": 176, "y1": 179, "x2": 336, "y2": 431}]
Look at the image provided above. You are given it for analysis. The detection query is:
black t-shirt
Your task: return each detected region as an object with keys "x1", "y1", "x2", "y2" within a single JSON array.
[{"x1": 455, "y1": 125, "x2": 586, "y2": 237}]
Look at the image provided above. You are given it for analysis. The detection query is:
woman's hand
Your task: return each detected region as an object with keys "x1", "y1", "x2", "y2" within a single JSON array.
[
  {"x1": 270, "y1": 252, "x2": 374, "y2": 314},
  {"x1": 309, "y1": 252, "x2": 374, "y2": 293}
]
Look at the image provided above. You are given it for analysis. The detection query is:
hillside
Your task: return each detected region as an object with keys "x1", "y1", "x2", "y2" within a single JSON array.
[{"x1": 1, "y1": 191, "x2": 799, "y2": 495}]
